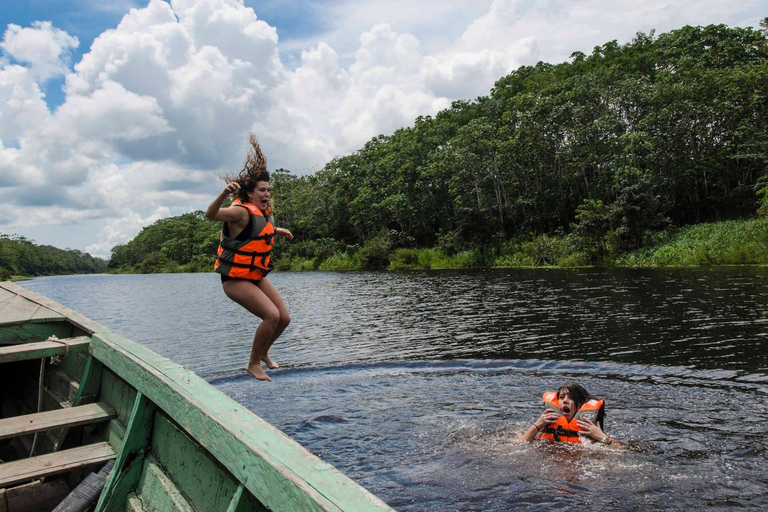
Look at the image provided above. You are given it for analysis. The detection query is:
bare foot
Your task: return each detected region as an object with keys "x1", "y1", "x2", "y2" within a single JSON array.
[
  {"x1": 245, "y1": 364, "x2": 272, "y2": 382},
  {"x1": 261, "y1": 355, "x2": 279, "y2": 369}
]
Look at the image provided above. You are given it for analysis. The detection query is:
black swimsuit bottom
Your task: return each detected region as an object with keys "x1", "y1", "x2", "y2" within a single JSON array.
[{"x1": 221, "y1": 275, "x2": 263, "y2": 285}]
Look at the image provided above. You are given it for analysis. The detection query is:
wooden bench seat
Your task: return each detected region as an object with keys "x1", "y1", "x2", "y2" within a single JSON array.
[
  {"x1": 0, "y1": 441, "x2": 115, "y2": 487},
  {"x1": 0, "y1": 336, "x2": 90, "y2": 364},
  {"x1": 0, "y1": 402, "x2": 117, "y2": 441}
]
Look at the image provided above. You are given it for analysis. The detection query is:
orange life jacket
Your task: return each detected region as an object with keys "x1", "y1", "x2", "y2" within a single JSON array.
[
  {"x1": 214, "y1": 199, "x2": 275, "y2": 281},
  {"x1": 539, "y1": 391, "x2": 605, "y2": 443}
]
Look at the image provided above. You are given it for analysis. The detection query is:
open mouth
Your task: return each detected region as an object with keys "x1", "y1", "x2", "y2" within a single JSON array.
[{"x1": 562, "y1": 406, "x2": 571, "y2": 414}]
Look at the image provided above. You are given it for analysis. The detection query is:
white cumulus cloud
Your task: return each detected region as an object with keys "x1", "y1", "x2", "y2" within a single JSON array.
[{"x1": 0, "y1": 21, "x2": 79, "y2": 81}]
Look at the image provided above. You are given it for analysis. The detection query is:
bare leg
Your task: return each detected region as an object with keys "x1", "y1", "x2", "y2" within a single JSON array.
[
  {"x1": 222, "y1": 279, "x2": 280, "y2": 381},
  {"x1": 255, "y1": 277, "x2": 290, "y2": 369}
]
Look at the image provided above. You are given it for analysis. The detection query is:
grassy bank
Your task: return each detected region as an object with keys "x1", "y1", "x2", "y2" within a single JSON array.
[
  {"x1": 274, "y1": 217, "x2": 768, "y2": 271},
  {"x1": 616, "y1": 218, "x2": 768, "y2": 266},
  {"x1": 107, "y1": 259, "x2": 212, "y2": 275}
]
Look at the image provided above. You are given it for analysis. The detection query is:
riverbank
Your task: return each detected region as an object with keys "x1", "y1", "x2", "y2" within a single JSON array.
[
  {"x1": 98, "y1": 216, "x2": 768, "y2": 275},
  {"x1": 274, "y1": 217, "x2": 768, "y2": 271}
]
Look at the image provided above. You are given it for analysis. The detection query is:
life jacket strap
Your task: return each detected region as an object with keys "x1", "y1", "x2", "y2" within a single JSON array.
[
  {"x1": 218, "y1": 258, "x2": 268, "y2": 268},
  {"x1": 251, "y1": 233, "x2": 274, "y2": 244},
  {"x1": 222, "y1": 246, "x2": 272, "y2": 256},
  {"x1": 220, "y1": 234, "x2": 272, "y2": 246},
  {"x1": 542, "y1": 426, "x2": 581, "y2": 442}
]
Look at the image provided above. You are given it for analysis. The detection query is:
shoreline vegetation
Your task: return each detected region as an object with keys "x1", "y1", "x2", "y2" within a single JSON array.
[
  {"x1": 3, "y1": 22, "x2": 768, "y2": 279},
  {"x1": 3, "y1": 216, "x2": 767, "y2": 279},
  {"x1": 282, "y1": 217, "x2": 768, "y2": 271},
  {"x1": 104, "y1": 216, "x2": 768, "y2": 274}
]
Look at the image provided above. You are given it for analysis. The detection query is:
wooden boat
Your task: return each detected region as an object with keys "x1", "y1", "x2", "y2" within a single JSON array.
[{"x1": 0, "y1": 281, "x2": 395, "y2": 512}]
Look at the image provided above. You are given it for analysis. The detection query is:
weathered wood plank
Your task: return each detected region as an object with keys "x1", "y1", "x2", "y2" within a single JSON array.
[
  {"x1": 0, "y1": 441, "x2": 115, "y2": 487},
  {"x1": 135, "y1": 458, "x2": 195, "y2": 512},
  {"x1": 0, "y1": 295, "x2": 40, "y2": 324},
  {"x1": 126, "y1": 493, "x2": 146, "y2": 512},
  {"x1": 95, "y1": 392, "x2": 156, "y2": 512},
  {"x1": 0, "y1": 403, "x2": 116, "y2": 441},
  {"x1": 102, "y1": 456, "x2": 145, "y2": 512},
  {"x1": 53, "y1": 355, "x2": 107, "y2": 452},
  {"x1": 30, "y1": 306, "x2": 64, "y2": 322},
  {"x1": 225, "y1": 483, "x2": 263, "y2": 512},
  {"x1": 1, "y1": 476, "x2": 71, "y2": 512},
  {"x1": 0, "y1": 294, "x2": 63, "y2": 326},
  {"x1": 0, "y1": 283, "x2": 100, "y2": 336},
  {"x1": 0, "y1": 286, "x2": 15, "y2": 303},
  {"x1": 225, "y1": 484, "x2": 246, "y2": 512},
  {"x1": 148, "y1": 412, "x2": 264, "y2": 512},
  {"x1": 0, "y1": 322, "x2": 74, "y2": 345},
  {"x1": 52, "y1": 352, "x2": 90, "y2": 401},
  {"x1": 73, "y1": 354, "x2": 104, "y2": 406},
  {"x1": 98, "y1": 369, "x2": 137, "y2": 428},
  {"x1": 0, "y1": 336, "x2": 90, "y2": 364},
  {"x1": 88, "y1": 334, "x2": 394, "y2": 512}
]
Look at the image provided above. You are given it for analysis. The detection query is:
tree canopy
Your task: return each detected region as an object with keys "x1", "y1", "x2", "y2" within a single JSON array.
[
  {"x1": 108, "y1": 211, "x2": 220, "y2": 273},
  {"x1": 110, "y1": 22, "x2": 768, "y2": 272}
]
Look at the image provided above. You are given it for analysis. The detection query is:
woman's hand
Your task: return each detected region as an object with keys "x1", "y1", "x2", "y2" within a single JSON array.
[
  {"x1": 576, "y1": 417, "x2": 607, "y2": 443},
  {"x1": 275, "y1": 227, "x2": 294, "y2": 240},
  {"x1": 520, "y1": 409, "x2": 560, "y2": 442},
  {"x1": 206, "y1": 181, "x2": 246, "y2": 222},
  {"x1": 534, "y1": 409, "x2": 561, "y2": 431},
  {"x1": 224, "y1": 182, "x2": 240, "y2": 195}
]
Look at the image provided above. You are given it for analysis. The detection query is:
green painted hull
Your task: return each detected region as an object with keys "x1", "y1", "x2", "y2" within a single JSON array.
[{"x1": 0, "y1": 282, "x2": 395, "y2": 512}]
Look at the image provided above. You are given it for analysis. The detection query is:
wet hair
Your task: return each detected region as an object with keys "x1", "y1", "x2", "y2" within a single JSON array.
[
  {"x1": 557, "y1": 383, "x2": 592, "y2": 407},
  {"x1": 557, "y1": 382, "x2": 605, "y2": 428},
  {"x1": 223, "y1": 133, "x2": 272, "y2": 206}
]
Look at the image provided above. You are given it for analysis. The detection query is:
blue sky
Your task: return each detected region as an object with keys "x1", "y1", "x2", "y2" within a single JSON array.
[{"x1": 1, "y1": 0, "x2": 766, "y2": 257}]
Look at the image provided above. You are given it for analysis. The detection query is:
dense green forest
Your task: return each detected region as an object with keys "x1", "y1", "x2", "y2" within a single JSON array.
[
  {"x1": 0, "y1": 234, "x2": 107, "y2": 279},
  {"x1": 109, "y1": 22, "x2": 768, "y2": 273},
  {"x1": 108, "y1": 212, "x2": 220, "y2": 273}
]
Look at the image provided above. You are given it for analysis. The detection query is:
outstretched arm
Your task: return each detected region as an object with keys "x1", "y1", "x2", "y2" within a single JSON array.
[
  {"x1": 520, "y1": 409, "x2": 561, "y2": 442},
  {"x1": 274, "y1": 227, "x2": 294, "y2": 240}
]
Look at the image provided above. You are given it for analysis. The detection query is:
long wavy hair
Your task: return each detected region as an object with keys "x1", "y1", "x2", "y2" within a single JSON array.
[{"x1": 223, "y1": 133, "x2": 273, "y2": 209}]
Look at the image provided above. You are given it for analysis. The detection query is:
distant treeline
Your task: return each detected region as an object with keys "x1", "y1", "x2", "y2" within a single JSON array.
[
  {"x1": 108, "y1": 212, "x2": 220, "y2": 273},
  {"x1": 0, "y1": 234, "x2": 107, "y2": 279},
  {"x1": 109, "y1": 22, "x2": 768, "y2": 273}
]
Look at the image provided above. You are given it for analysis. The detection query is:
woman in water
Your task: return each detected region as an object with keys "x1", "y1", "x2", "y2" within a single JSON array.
[
  {"x1": 206, "y1": 134, "x2": 293, "y2": 382},
  {"x1": 520, "y1": 383, "x2": 617, "y2": 446}
]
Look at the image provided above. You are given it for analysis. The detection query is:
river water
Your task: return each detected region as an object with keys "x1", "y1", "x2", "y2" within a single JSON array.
[{"x1": 20, "y1": 268, "x2": 768, "y2": 511}]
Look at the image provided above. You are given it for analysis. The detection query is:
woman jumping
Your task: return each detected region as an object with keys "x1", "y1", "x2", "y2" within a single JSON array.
[{"x1": 206, "y1": 134, "x2": 293, "y2": 381}]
